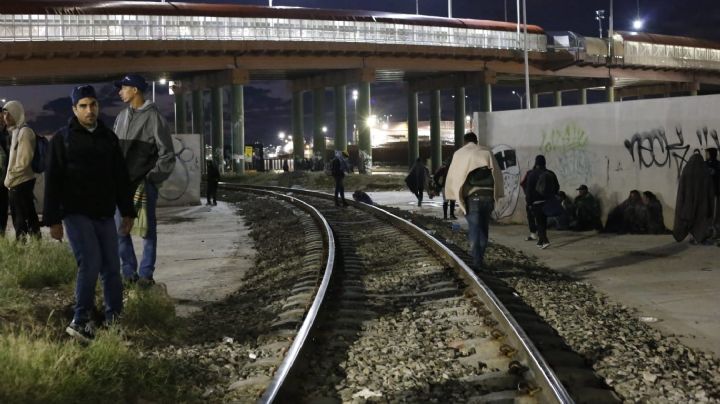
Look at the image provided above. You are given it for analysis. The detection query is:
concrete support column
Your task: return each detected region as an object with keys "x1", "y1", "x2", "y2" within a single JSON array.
[
  {"x1": 454, "y1": 86, "x2": 466, "y2": 149},
  {"x1": 191, "y1": 89, "x2": 205, "y2": 171},
  {"x1": 231, "y1": 85, "x2": 244, "y2": 175},
  {"x1": 430, "y1": 90, "x2": 442, "y2": 173},
  {"x1": 175, "y1": 91, "x2": 187, "y2": 134},
  {"x1": 313, "y1": 87, "x2": 326, "y2": 162},
  {"x1": 606, "y1": 84, "x2": 616, "y2": 103},
  {"x1": 554, "y1": 90, "x2": 562, "y2": 107},
  {"x1": 357, "y1": 82, "x2": 372, "y2": 173},
  {"x1": 211, "y1": 86, "x2": 224, "y2": 174},
  {"x1": 407, "y1": 91, "x2": 419, "y2": 167},
  {"x1": 531, "y1": 93, "x2": 539, "y2": 109},
  {"x1": 292, "y1": 91, "x2": 304, "y2": 163},
  {"x1": 334, "y1": 85, "x2": 347, "y2": 151},
  {"x1": 579, "y1": 88, "x2": 588, "y2": 105},
  {"x1": 482, "y1": 83, "x2": 492, "y2": 112}
]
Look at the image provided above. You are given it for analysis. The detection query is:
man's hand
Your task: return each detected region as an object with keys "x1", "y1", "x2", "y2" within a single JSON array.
[
  {"x1": 119, "y1": 216, "x2": 134, "y2": 236},
  {"x1": 50, "y1": 224, "x2": 63, "y2": 241}
]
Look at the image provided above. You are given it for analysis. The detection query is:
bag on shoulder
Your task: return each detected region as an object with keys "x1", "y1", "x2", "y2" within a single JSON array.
[
  {"x1": 31, "y1": 132, "x2": 49, "y2": 173},
  {"x1": 465, "y1": 166, "x2": 494, "y2": 188},
  {"x1": 535, "y1": 170, "x2": 559, "y2": 198}
]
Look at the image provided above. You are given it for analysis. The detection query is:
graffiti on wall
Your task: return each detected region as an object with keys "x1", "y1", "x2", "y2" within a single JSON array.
[
  {"x1": 158, "y1": 135, "x2": 201, "y2": 206},
  {"x1": 540, "y1": 123, "x2": 593, "y2": 186},
  {"x1": 623, "y1": 127, "x2": 718, "y2": 177},
  {"x1": 491, "y1": 144, "x2": 521, "y2": 219}
]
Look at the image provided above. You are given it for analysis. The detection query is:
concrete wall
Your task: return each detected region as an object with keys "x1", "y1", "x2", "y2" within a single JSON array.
[
  {"x1": 475, "y1": 94, "x2": 720, "y2": 227},
  {"x1": 158, "y1": 134, "x2": 202, "y2": 207}
]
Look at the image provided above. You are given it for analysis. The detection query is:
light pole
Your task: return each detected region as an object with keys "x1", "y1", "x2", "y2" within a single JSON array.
[
  {"x1": 511, "y1": 91, "x2": 523, "y2": 109},
  {"x1": 415, "y1": 0, "x2": 419, "y2": 14},
  {"x1": 447, "y1": 0, "x2": 452, "y2": 18},
  {"x1": 632, "y1": 0, "x2": 643, "y2": 30},
  {"x1": 595, "y1": 10, "x2": 606, "y2": 38},
  {"x1": 351, "y1": 89, "x2": 358, "y2": 144},
  {"x1": 522, "y1": 0, "x2": 530, "y2": 110}
]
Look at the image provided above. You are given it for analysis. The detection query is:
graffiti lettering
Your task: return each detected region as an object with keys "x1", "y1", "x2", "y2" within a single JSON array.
[
  {"x1": 623, "y1": 128, "x2": 690, "y2": 177},
  {"x1": 540, "y1": 123, "x2": 592, "y2": 187},
  {"x1": 540, "y1": 123, "x2": 588, "y2": 155},
  {"x1": 696, "y1": 127, "x2": 720, "y2": 150}
]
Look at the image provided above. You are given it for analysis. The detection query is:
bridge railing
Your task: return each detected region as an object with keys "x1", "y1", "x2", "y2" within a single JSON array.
[{"x1": 0, "y1": 13, "x2": 546, "y2": 51}]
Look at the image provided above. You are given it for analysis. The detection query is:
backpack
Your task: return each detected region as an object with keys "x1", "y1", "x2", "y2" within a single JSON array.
[
  {"x1": 465, "y1": 166, "x2": 494, "y2": 188},
  {"x1": 535, "y1": 170, "x2": 559, "y2": 198},
  {"x1": 13, "y1": 125, "x2": 48, "y2": 173}
]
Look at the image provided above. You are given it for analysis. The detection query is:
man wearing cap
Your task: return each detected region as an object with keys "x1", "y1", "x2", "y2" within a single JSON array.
[
  {"x1": 573, "y1": 184, "x2": 602, "y2": 231},
  {"x1": 113, "y1": 74, "x2": 175, "y2": 285},
  {"x1": 445, "y1": 132, "x2": 504, "y2": 269},
  {"x1": 2, "y1": 100, "x2": 41, "y2": 239},
  {"x1": 44, "y1": 85, "x2": 135, "y2": 341}
]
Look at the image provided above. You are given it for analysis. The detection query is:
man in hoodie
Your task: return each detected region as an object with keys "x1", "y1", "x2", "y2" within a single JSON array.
[
  {"x1": 113, "y1": 74, "x2": 175, "y2": 285},
  {"x1": 445, "y1": 132, "x2": 504, "y2": 269},
  {"x1": 524, "y1": 155, "x2": 559, "y2": 249},
  {"x1": 2, "y1": 100, "x2": 40, "y2": 240},
  {"x1": 0, "y1": 119, "x2": 9, "y2": 236},
  {"x1": 45, "y1": 85, "x2": 135, "y2": 341}
]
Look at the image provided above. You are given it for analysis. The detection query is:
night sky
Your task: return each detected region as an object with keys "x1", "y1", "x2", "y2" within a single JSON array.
[{"x1": 1, "y1": 0, "x2": 718, "y2": 146}]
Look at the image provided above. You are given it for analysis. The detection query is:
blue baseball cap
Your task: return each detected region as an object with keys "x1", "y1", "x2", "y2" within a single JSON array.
[
  {"x1": 71, "y1": 85, "x2": 97, "y2": 105},
  {"x1": 114, "y1": 74, "x2": 148, "y2": 92}
]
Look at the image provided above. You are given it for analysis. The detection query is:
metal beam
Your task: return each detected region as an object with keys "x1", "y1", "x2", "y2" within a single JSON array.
[
  {"x1": 189, "y1": 69, "x2": 249, "y2": 91},
  {"x1": 531, "y1": 78, "x2": 608, "y2": 94},
  {"x1": 408, "y1": 71, "x2": 497, "y2": 92},
  {"x1": 290, "y1": 68, "x2": 375, "y2": 92},
  {"x1": 615, "y1": 82, "x2": 700, "y2": 99}
]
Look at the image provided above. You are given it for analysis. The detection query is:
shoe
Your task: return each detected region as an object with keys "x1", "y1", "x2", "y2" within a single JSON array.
[
  {"x1": 539, "y1": 242, "x2": 551, "y2": 249},
  {"x1": 66, "y1": 321, "x2": 94, "y2": 342},
  {"x1": 525, "y1": 233, "x2": 538, "y2": 241},
  {"x1": 212, "y1": 201, "x2": 217, "y2": 206},
  {"x1": 123, "y1": 273, "x2": 139, "y2": 284},
  {"x1": 137, "y1": 277, "x2": 156, "y2": 288},
  {"x1": 450, "y1": 215, "x2": 457, "y2": 220}
]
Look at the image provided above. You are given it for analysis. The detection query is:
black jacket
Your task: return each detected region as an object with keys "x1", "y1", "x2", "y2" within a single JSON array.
[
  {"x1": 43, "y1": 117, "x2": 135, "y2": 226},
  {"x1": 525, "y1": 167, "x2": 558, "y2": 204}
]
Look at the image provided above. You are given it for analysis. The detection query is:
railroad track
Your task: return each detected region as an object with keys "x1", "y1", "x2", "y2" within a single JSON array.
[{"x1": 221, "y1": 184, "x2": 616, "y2": 403}]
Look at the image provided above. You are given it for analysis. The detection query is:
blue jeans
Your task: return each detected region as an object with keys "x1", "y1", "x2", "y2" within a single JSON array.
[
  {"x1": 64, "y1": 214, "x2": 123, "y2": 324},
  {"x1": 116, "y1": 180, "x2": 158, "y2": 280},
  {"x1": 465, "y1": 196, "x2": 494, "y2": 268}
]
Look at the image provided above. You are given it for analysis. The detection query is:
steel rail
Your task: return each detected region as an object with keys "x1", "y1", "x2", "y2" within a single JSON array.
[
  {"x1": 223, "y1": 185, "x2": 335, "y2": 404},
  {"x1": 225, "y1": 183, "x2": 573, "y2": 403}
]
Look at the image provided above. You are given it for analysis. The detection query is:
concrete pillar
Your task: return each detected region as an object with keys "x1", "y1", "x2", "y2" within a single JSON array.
[
  {"x1": 312, "y1": 87, "x2": 326, "y2": 162},
  {"x1": 482, "y1": 83, "x2": 492, "y2": 112},
  {"x1": 292, "y1": 91, "x2": 304, "y2": 163},
  {"x1": 606, "y1": 84, "x2": 615, "y2": 103},
  {"x1": 191, "y1": 89, "x2": 205, "y2": 171},
  {"x1": 334, "y1": 85, "x2": 347, "y2": 151},
  {"x1": 357, "y1": 82, "x2": 372, "y2": 173},
  {"x1": 407, "y1": 91, "x2": 419, "y2": 167},
  {"x1": 211, "y1": 86, "x2": 224, "y2": 174},
  {"x1": 175, "y1": 91, "x2": 187, "y2": 134},
  {"x1": 554, "y1": 90, "x2": 562, "y2": 107},
  {"x1": 430, "y1": 90, "x2": 441, "y2": 173},
  {"x1": 231, "y1": 84, "x2": 244, "y2": 175},
  {"x1": 454, "y1": 86, "x2": 466, "y2": 149},
  {"x1": 579, "y1": 88, "x2": 588, "y2": 105},
  {"x1": 531, "y1": 93, "x2": 539, "y2": 109}
]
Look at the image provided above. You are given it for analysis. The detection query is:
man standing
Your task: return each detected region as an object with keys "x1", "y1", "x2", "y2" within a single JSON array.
[
  {"x1": 706, "y1": 148, "x2": 719, "y2": 238},
  {"x1": 44, "y1": 85, "x2": 135, "y2": 341},
  {"x1": 524, "y1": 155, "x2": 559, "y2": 249},
  {"x1": 113, "y1": 74, "x2": 175, "y2": 285},
  {"x1": 445, "y1": 132, "x2": 504, "y2": 268},
  {"x1": 331, "y1": 150, "x2": 349, "y2": 207},
  {"x1": 2, "y1": 101, "x2": 41, "y2": 240},
  {"x1": 0, "y1": 119, "x2": 9, "y2": 236}
]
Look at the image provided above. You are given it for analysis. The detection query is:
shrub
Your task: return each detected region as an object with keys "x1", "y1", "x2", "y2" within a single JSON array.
[
  {"x1": 122, "y1": 285, "x2": 177, "y2": 333},
  {"x1": 0, "y1": 237, "x2": 75, "y2": 289}
]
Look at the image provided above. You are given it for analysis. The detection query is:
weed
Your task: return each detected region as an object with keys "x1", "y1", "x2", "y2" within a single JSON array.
[{"x1": 0, "y1": 237, "x2": 75, "y2": 289}]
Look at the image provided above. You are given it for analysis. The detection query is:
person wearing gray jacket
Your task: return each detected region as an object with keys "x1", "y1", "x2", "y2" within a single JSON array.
[{"x1": 113, "y1": 74, "x2": 175, "y2": 285}]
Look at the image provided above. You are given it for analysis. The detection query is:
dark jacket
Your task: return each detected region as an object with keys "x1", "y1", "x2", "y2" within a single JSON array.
[
  {"x1": 673, "y1": 153, "x2": 713, "y2": 242},
  {"x1": 207, "y1": 161, "x2": 220, "y2": 183},
  {"x1": 525, "y1": 167, "x2": 559, "y2": 204},
  {"x1": 43, "y1": 117, "x2": 135, "y2": 226},
  {"x1": 0, "y1": 127, "x2": 8, "y2": 184},
  {"x1": 331, "y1": 157, "x2": 345, "y2": 179}
]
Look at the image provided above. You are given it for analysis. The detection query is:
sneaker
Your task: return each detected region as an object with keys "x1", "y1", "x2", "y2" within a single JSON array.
[
  {"x1": 450, "y1": 215, "x2": 458, "y2": 220},
  {"x1": 525, "y1": 233, "x2": 538, "y2": 241},
  {"x1": 137, "y1": 277, "x2": 156, "y2": 288},
  {"x1": 66, "y1": 321, "x2": 94, "y2": 342},
  {"x1": 539, "y1": 242, "x2": 551, "y2": 249}
]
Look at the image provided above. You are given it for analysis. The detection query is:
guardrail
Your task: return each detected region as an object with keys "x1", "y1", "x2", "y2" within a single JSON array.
[{"x1": 0, "y1": 13, "x2": 546, "y2": 51}]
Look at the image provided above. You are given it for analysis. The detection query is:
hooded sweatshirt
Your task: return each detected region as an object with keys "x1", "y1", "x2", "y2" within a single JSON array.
[
  {"x1": 113, "y1": 100, "x2": 175, "y2": 187},
  {"x1": 3, "y1": 101, "x2": 36, "y2": 189}
]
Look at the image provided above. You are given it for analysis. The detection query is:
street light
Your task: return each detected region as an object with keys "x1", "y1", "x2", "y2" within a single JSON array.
[
  {"x1": 632, "y1": 0, "x2": 643, "y2": 30},
  {"x1": 351, "y1": 89, "x2": 358, "y2": 144},
  {"x1": 596, "y1": 9, "x2": 606, "y2": 38},
  {"x1": 278, "y1": 131, "x2": 285, "y2": 140},
  {"x1": 322, "y1": 126, "x2": 327, "y2": 133},
  {"x1": 511, "y1": 91, "x2": 524, "y2": 109}
]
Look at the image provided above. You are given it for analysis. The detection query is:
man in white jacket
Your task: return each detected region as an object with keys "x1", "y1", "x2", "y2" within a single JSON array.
[
  {"x1": 445, "y1": 132, "x2": 504, "y2": 269},
  {"x1": 2, "y1": 101, "x2": 40, "y2": 239}
]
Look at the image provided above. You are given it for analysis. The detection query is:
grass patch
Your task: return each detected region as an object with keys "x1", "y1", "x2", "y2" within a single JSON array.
[
  {"x1": 122, "y1": 285, "x2": 178, "y2": 338},
  {"x1": 0, "y1": 237, "x2": 75, "y2": 289},
  {"x1": 0, "y1": 328, "x2": 183, "y2": 403}
]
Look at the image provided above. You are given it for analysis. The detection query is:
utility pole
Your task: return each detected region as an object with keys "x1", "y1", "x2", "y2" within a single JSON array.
[
  {"x1": 523, "y1": 0, "x2": 530, "y2": 110},
  {"x1": 448, "y1": 0, "x2": 452, "y2": 18}
]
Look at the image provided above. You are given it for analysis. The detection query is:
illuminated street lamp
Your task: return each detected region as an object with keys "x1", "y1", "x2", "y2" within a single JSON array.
[
  {"x1": 632, "y1": 0, "x2": 643, "y2": 30},
  {"x1": 366, "y1": 114, "x2": 377, "y2": 128},
  {"x1": 352, "y1": 89, "x2": 358, "y2": 144},
  {"x1": 322, "y1": 126, "x2": 327, "y2": 133},
  {"x1": 596, "y1": 9, "x2": 606, "y2": 38},
  {"x1": 511, "y1": 90, "x2": 524, "y2": 109},
  {"x1": 278, "y1": 131, "x2": 285, "y2": 140}
]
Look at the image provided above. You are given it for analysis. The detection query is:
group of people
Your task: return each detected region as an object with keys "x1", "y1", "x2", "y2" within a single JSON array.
[{"x1": 2, "y1": 73, "x2": 176, "y2": 341}]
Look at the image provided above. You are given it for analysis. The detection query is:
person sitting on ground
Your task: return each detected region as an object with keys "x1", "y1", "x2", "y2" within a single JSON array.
[
  {"x1": 549, "y1": 191, "x2": 573, "y2": 230},
  {"x1": 573, "y1": 185, "x2": 602, "y2": 231},
  {"x1": 604, "y1": 190, "x2": 647, "y2": 234},
  {"x1": 642, "y1": 191, "x2": 668, "y2": 234},
  {"x1": 352, "y1": 190, "x2": 373, "y2": 205}
]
